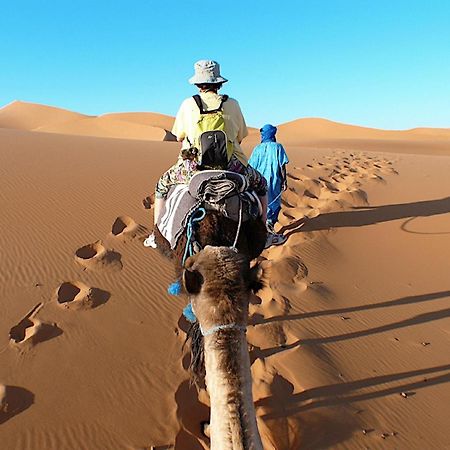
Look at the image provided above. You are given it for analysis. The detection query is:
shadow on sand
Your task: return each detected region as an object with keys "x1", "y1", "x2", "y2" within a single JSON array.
[
  {"x1": 281, "y1": 196, "x2": 450, "y2": 236},
  {"x1": 252, "y1": 290, "x2": 450, "y2": 327},
  {"x1": 257, "y1": 364, "x2": 450, "y2": 421},
  {"x1": 250, "y1": 290, "x2": 450, "y2": 346},
  {"x1": 256, "y1": 373, "x2": 358, "y2": 449},
  {"x1": 174, "y1": 380, "x2": 210, "y2": 450},
  {"x1": 0, "y1": 386, "x2": 34, "y2": 424}
]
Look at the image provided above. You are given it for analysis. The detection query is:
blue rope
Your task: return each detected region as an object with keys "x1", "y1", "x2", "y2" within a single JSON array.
[
  {"x1": 168, "y1": 207, "x2": 206, "y2": 306},
  {"x1": 179, "y1": 208, "x2": 206, "y2": 320},
  {"x1": 182, "y1": 207, "x2": 206, "y2": 265}
]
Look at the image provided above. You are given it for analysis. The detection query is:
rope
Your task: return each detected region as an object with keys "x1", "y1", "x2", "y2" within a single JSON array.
[
  {"x1": 231, "y1": 196, "x2": 243, "y2": 249},
  {"x1": 200, "y1": 323, "x2": 247, "y2": 337}
]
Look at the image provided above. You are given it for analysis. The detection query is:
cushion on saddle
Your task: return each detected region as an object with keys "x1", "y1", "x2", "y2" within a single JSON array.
[
  {"x1": 157, "y1": 171, "x2": 262, "y2": 249},
  {"x1": 188, "y1": 170, "x2": 248, "y2": 198}
]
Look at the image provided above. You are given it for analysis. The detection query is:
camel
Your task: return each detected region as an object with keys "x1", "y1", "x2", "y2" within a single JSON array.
[
  {"x1": 183, "y1": 245, "x2": 263, "y2": 450},
  {"x1": 154, "y1": 211, "x2": 267, "y2": 282},
  {"x1": 153, "y1": 187, "x2": 267, "y2": 448}
]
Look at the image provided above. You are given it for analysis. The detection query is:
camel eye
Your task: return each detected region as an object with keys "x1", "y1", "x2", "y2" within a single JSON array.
[{"x1": 183, "y1": 269, "x2": 204, "y2": 294}]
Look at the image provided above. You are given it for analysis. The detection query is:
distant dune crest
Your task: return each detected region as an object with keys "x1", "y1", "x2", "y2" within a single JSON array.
[
  {"x1": 276, "y1": 117, "x2": 450, "y2": 142},
  {"x1": 0, "y1": 100, "x2": 177, "y2": 141},
  {"x1": 0, "y1": 100, "x2": 448, "y2": 145}
]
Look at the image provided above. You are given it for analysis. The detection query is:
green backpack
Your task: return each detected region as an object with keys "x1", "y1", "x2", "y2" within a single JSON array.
[{"x1": 191, "y1": 94, "x2": 233, "y2": 170}]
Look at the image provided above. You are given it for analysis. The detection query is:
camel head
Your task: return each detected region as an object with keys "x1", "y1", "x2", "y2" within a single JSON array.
[
  {"x1": 182, "y1": 246, "x2": 263, "y2": 385},
  {"x1": 183, "y1": 246, "x2": 262, "y2": 332}
]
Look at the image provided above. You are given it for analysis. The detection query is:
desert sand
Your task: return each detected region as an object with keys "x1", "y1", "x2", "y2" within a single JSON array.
[{"x1": 1, "y1": 101, "x2": 449, "y2": 449}]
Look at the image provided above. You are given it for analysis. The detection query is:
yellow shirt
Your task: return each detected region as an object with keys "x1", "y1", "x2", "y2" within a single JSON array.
[{"x1": 171, "y1": 92, "x2": 249, "y2": 165}]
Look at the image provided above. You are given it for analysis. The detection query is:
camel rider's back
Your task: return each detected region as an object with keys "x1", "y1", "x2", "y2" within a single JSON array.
[
  {"x1": 172, "y1": 91, "x2": 249, "y2": 166},
  {"x1": 155, "y1": 90, "x2": 265, "y2": 201}
]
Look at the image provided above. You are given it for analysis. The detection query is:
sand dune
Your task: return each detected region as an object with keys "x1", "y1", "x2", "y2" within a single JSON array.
[
  {"x1": 278, "y1": 117, "x2": 450, "y2": 141},
  {"x1": 2, "y1": 101, "x2": 448, "y2": 152},
  {"x1": 100, "y1": 111, "x2": 175, "y2": 130},
  {"x1": 244, "y1": 118, "x2": 450, "y2": 155},
  {"x1": 36, "y1": 115, "x2": 173, "y2": 141},
  {"x1": 0, "y1": 100, "x2": 89, "y2": 130},
  {"x1": 0, "y1": 101, "x2": 176, "y2": 141},
  {"x1": 1, "y1": 103, "x2": 450, "y2": 449}
]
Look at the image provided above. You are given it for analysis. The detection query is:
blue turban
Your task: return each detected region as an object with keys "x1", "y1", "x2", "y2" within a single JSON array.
[{"x1": 260, "y1": 124, "x2": 277, "y2": 143}]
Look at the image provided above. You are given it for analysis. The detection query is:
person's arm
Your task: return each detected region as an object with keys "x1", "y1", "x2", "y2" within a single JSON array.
[
  {"x1": 171, "y1": 99, "x2": 187, "y2": 142},
  {"x1": 234, "y1": 100, "x2": 248, "y2": 144}
]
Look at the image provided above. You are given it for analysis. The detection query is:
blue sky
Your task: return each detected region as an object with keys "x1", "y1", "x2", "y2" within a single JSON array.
[{"x1": 1, "y1": 0, "x2": 449, "y2": 129}]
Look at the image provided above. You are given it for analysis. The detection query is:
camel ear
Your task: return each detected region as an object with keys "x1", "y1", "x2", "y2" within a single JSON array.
[
  {"x1": 248, "y1": 263, "x2": 264, "y2": 293},
  {"x1": 183, "y1": 268, "x2": 204, "y2": 294}
]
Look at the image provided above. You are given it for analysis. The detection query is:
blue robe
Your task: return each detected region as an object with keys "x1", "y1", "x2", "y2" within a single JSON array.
[{"x1": 249, "y1": 141, "x2": 289, "y2": 224}]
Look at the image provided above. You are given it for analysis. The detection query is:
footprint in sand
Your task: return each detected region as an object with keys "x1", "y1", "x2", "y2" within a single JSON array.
[
  {"x1": 0, "y1": 384, "x2": 34, "y2": 424},
  {"x1": 75, "y1": 240, "x2": 122, "y2": 271},
  {"x1": 55, "y1": 281, "x2": 110, "y2": 310},
  {"x1": 338, "y1": 188, "x2": 368, "y2": 205},
  {"x1": 9, "y1": 303, "x2": 62, "y2": 349},
  {"x1": 282, "y1": 189, "x2": 299, "y2": 208},
  {"x1": 318, "y1": 177, "x2": 340, "y2": 193},
  {"x1": 271, "y1": 256, "x2": 308, "y2": 287},
  {"x1": 111, "y1": 215, "x2": 148, "y2": 243},
  {"x1": 281, "y1": 152, "x2": 397, "y2": 230},
  {"x1": 304, "y1": 179, "x2": 323, "y2": 199},
  {"x1": 287, "y1": 169, "x2": 303, "y2": 181}
]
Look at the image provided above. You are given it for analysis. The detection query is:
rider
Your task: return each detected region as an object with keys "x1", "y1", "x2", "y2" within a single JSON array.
[{"x1": 147, "y1": 60, "x2": 269, "y2": 247}]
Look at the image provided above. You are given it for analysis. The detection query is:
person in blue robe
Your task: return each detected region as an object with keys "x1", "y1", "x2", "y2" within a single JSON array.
[{"x1": 249, "y1": 124, "x2": 289, "y2": 231}]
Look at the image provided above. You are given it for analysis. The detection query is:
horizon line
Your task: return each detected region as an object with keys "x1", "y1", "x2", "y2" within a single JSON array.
[{"x1": 1, "y1": 99, "x2": 449, "y2": 133}]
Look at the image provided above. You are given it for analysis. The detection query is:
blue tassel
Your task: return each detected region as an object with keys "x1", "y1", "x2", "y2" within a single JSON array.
[
  {"x1": 167, "y1": 280, "x2": 182, "y2": 296},
  {"x1": 183, "y1": 303, "x2": 197, "y2": 323}
]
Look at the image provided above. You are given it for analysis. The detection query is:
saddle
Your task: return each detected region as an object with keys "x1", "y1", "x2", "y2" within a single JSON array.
[
  {"x1": 189, "y1": 170, "x2": 262, "y2": 221},
  {"x1": 157, "y1": 170, "x2": 262, "y2": 249}
]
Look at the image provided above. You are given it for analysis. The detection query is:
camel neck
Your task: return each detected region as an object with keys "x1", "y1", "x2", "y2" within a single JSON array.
[{"x1": 204, "y1": 331, "x2": 263, "y2": 450}]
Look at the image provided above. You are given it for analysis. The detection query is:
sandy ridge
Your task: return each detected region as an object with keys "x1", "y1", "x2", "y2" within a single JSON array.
[{"x1": 1, "y1": 101, "x2": 449, "y2": 150}]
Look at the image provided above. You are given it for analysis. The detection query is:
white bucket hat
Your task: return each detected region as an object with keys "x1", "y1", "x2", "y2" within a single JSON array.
[{"x1": 188, "y1": 60, "x2": 228, "y2": 85}]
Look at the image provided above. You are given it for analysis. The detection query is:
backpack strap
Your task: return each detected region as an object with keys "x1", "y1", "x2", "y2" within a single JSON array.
[
  {"x1": 219, "y1": 95, "x2": 229, "y2": 109},
  {"x1": 192, "y1": 94, "x2": 205, "y2": 114},
  {"x1": 192, "y1": 94, "x2": 229, "y2": 114}
]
